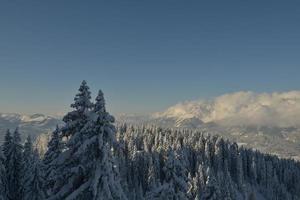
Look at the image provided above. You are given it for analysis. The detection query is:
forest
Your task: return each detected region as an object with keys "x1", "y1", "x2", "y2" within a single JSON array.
[{"x1": 1, "y1": 81, "x2": 300, "y2": 200}]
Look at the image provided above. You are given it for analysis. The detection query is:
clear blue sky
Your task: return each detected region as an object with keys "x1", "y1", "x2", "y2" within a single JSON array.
[{"x1": 0, "y1": 1, "x2": 300, "y2": 115}]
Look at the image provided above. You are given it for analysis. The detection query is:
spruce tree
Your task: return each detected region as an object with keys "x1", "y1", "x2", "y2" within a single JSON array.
[
  {"x1": 6, "y1": 128, "x2": 23, "y2": 200},
  {"x1": 163, "y1": 147, "x2": 189, "y2": 200},
  {"x1": 43, "y1": 125, "x2": 62, "y2": 197},
  {"x1": 3, "y1": 129, "x2": 12, "y2": 167},
  {"x1": 22, "y1": 135, "x2": 34, "y2": 197},
  {"x1": 50, "y1": 86, "x2": 127, "y2": 199},
  {"x1": 0, "y1": 149, "x2": 6, "y2": 200},
  {"x1": 24, "y1": 151, "x2": 45, "y2": 200},
  {"x1": 23, "y1": 135, "x2": 33, "y2": 171},
  {"x1": 86, "y1": 90, "x2": 127, "y2": 199},
  {"x1": 2, "y1": 129, "x2": 12, "y2": 199},
  {"x1": 201, "y1": 167, "x2": 221, "y2": 200},
  {"x1": 62, "y1": 80, "x2": 93, "y2": 139}
]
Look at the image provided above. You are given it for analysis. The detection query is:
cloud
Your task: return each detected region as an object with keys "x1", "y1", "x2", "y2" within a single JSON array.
[{"x1": 157, "y1": 91, "x2": 300, "y2": 127}]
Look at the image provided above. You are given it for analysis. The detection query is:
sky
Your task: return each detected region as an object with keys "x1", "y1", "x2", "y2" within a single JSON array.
[{"x1": 0, "y1": 1, "x2": 300, "y2": 115}]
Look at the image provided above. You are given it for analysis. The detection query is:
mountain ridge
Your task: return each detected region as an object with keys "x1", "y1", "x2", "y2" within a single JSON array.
[
  {"x1": 2, "y1": 90, "x2": 300, "y2": 160},
  {"x1": 152, "y1": 91, "x2": 300, "y2": 127},
  {"x1": 0, "y1": 112, "x2": 63, "y2": 143}
]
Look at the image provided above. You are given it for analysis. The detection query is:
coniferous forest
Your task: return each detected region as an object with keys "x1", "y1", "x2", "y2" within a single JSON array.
[{"x1": 1, "y1": 81, "x2": 300, "y2": 200}]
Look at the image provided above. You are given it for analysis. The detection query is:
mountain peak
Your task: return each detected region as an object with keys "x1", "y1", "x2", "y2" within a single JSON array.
[{"x1": 154, "y1": 91, "x2": 300, "y2": 128}]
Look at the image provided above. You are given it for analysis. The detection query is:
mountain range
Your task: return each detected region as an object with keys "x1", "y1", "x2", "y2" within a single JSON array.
[
  {"x1": 0, "y1": 113, "x2": 62, "y2": 143},
  {"x1": 117, "y1": 91, "x2": 300, "y2": 160},
  {"x1": 1, "y1": 91, "x2": 300, "y2": 160}
]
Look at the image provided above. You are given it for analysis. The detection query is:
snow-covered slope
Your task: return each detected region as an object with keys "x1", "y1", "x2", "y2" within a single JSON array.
[
  {"x1": 154, "y1": 91, "x2": 300, "y2": 127},
  {"x1": 0, "y1": 113, "x2": 63, "y2": 143},
  {"x1": 117, "y1": 91, "x2": 300, "y2": 160},
  {"x1": 3, "y1": 91, "x2": 300, "y2": 160}
]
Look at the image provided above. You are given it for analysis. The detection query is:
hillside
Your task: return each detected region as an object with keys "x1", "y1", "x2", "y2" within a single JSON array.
[
  {"x1": 0, "y1": 113, "x2": 62, "y2": 143},
  {"x1": 1, "y1": 81, "x2": 300, "y2": 200},
  {"x1": 117, "y1": 91, "x2": 300, "y2": 160}
]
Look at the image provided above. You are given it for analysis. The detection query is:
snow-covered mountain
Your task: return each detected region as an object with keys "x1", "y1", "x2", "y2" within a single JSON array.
[
  {"x1": 2, "y1": 91, "x2": 300, "y2": 160},
  {"x1": 3, "y1": 83, "x2": 300, "y2": 200},
  {"x1": 0, "y1": 113, "x2": 63, "y2": 143},
  {"x1": 117, "y1": 91, "x2": 300, "y2": 160},
  {"x1": 153, "y1": 91, "x2": 300, "y2": 127}
]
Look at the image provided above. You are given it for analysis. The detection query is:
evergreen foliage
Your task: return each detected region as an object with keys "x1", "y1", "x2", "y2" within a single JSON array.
[{"x1": 1, "y1": 81, "x2": 300, "y2": 200}]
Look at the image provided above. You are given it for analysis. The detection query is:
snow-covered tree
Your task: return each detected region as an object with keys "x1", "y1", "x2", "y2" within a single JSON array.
[
  {"x1": 22, "y1": 135, "x2": 34, "y2": 197},
  {"x1": 6, "y1": 128, "x2": 23, "y2": 200},
  {"x1": 3, "y1": 129, "x2": 12, "y2": 166},
  {"x1": 24, "y1": 151, "x2": 45, "y2": 200},
  {"x1": 115, "y1": 124, "x2": 300, "y2": 200},
  {"x1": 62, "y1": 80, "x2": 93, "y2": 139},
  {"x1": 162, "y1": 147, "x2": 189, "y2": 200},
  {"x1": 23, "y1": 135, "x2": 33, "y2": 163},
  {"x1": 3, "y1": 81, "x2": 297, "y2": 200},
  {"x1": 201, "y1": 167, "x2": 221, "y2": 200},
  {"x1": 50, "y1": 87, "x2": 127, "y2": 199},
  {"x1": 0, "y1": 149, "x2": 6, "y2": 200},
  {"x1": 43, "y1": 125, "x2": 62, "y2": 197},
  {"x1": 146, "y1": 157, "x2": 159, "y2": 192},
  {"x1": 86, "y1": 90, "x2": 127, "y2": 199}
]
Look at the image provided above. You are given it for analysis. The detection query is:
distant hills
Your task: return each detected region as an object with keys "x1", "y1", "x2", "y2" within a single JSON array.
[
  {"x1": 117, "y1": 113, "x2": 300, "y2": 160},
  {"x1": 117, "y1": 91, "x2": 300, "y2": 160},
  {"x1": 1, "y1": 91, "x2": 300, "y2": 160},
  {"x1": 0, "y1": 113, "x2": 63, "y2": 143}
]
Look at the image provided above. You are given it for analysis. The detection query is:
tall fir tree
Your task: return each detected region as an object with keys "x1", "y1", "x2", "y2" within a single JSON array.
[
  {"x1": 43, "y1": 125, "x2": 62, "y2": 197},
  {"x1": 201, "y1": 167, "x2": 221, "y2": 200},
  {"x1": 24, "y1": 150, "x2": 45, "y2": 200},
  {"x1": 83, "y1": 90, "x2": 127, "y2": 199},
  {"x1": 62, "y1": 80, "x2": 93, "y2": 139},
  {"x1": 0, "y1": 149, "x2": 6, "y2": 200},
  {"x1": 3, "y1": 129, "x2": 12, "y2": 166},
  {"x1": 50, "y1": 86, "x2": 127, "y2": 199},
  {"x1": 22, "y1": 135, "x2": 34, "y2": 197},
  {"x1": 6, "y1": 128, "x2": 23, "y2": 200},
  {"x1": 162, "y1": 147, "x2": 189, "y2": 200},
  {"x1": 2, "y1": 129, "x2": 12, "y2": 199},
  {"x1": 23, "y1": 135, "x2": 33, "y2": 163}
]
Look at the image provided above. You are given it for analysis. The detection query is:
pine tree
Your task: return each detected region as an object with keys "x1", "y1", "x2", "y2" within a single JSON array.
[
  {"x1": 6, "y1": 128, "x2": 23, "y2": 200},
  {"x1": 3, "y1": 129, "x2": 12, "y2": 166},
  {"x1": 62, "y1": 80, "x2": 93, "y2": 139},
  {"x1": 23, "y1": 135, "x2": 33, "y2": 163},
  {"x1": 236, "y1": 153, "x2": 244, "y2": 191},
  {"x1": 214, "y1": 137, "x2": 225, "y2": 171},
  {"x1": 0, "y1": 149, "x2": 6, "y2": 200},
  {"x1": 22, "y1": 135, "x2": 34, "y2": 198},
  {"x1": 50, "y1": 87, "x2": 127, "y2": 199},
  {"x1": 201, "y1": 167, "x2": 221, "y2": 200},
  {"x1": 146, "y1": 157, "x2": 159, "y2": 192},
  {"x1": 187, "y1": 173, "x2": 200, "y2": 200},
  {"x1": 163, "y1": 147, "x2": 189, "y2": 200},
  {"x1": 24, "y1": 151, "x2": 45, "y2": 200},
  {"x1": 88, "y1": 90, "x2": 127, "y2": 199},
  {"x1": 2, "y1": 129, "x2": 12, "y2": 199},
  {"x1": 218, "y1": 161, "x2": 235, "y2": 200},
  {"x1": 43, "y1": 125, "x2": 62, "y2": 197}
]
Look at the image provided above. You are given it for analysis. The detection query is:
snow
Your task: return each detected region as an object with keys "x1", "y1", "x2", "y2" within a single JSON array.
[
  {"x1": 153, "y1": 91, "x2": 300, "y2": 127},
  {"x1": 21, "y1": 114, "x2": 50, "y2": 123},
  {"x1": 0, "y1": 113, "x2": 53, "y2": 123},
  {"x1": 237, "y1": 142, "x2": 247, "y2": 146},
  {"x1": 3, "y1": 82, "x2": 300, "y2": 200}
]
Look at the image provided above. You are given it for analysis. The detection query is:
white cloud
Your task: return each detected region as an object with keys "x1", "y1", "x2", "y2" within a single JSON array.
[{"x1": 156, "y1": 91, "x2": 300, "y2": 127}]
